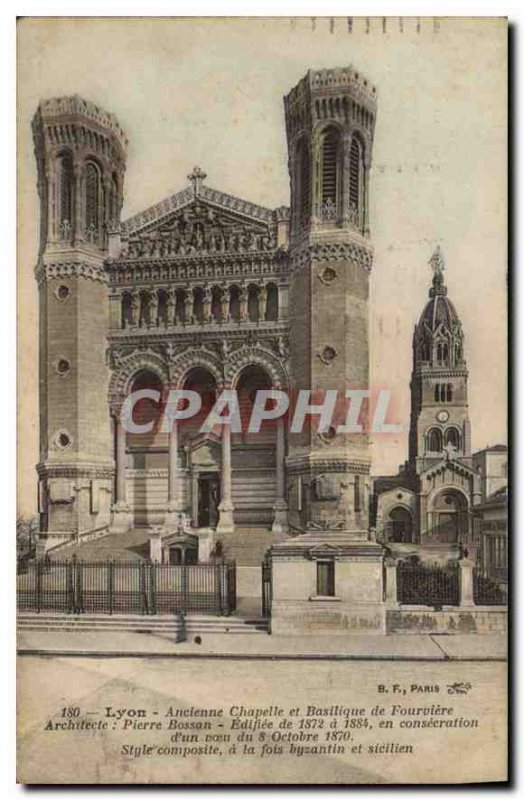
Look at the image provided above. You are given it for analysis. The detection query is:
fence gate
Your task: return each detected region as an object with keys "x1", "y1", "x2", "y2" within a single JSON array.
[{"x1": 397, "y1": 561, "x2": 460, "y2": 607}]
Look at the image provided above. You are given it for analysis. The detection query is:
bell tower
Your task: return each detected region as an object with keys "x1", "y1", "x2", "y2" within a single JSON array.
[
  {"x1": 32, "y1": 96, "x2": 127, "y2": 542},
  {"x1": 409, "y1": 247, "x2": 471, "y2": 472},
  {"x1": 284, "y1": 68, "x2": 377, "y2": 532}
]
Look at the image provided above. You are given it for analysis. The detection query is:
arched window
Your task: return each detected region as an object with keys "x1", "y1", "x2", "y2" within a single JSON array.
[
  {"x1": 349, "y1": 136, "x2": 363, "y2": 223},
  {"x1": 446, "y1": 383, "x2": 453, "y2": 402},
  {"x1": 295, "y1": 138, "x2": 310, "y2": 227},
  {"x1": 266, "y1": 284, "x2": 279, "y2": 321},
  {"x1": 427, "y1": 428, "x2": 442, "y2": 453},
  {"x1": 248, "y1": 285, "x2": 259, "y2": 322},
  {"x1": 320, "y1": 127, "x2": 341, "y2": 219},
  {"x1": 445, "y1": 427, "x2": 460, "y2": 450},
  {"x1": 434, "y1": 384, "x2": 440, "y2": 403},
  {"x1": 121, "y1": 292, "x2": 133, "y2": 328},
  {"x1": 85, "y1": 162, "x2": 102, "y2": 242},
  {"x1": 57, "y1": 153, "x2": 73, "y2": 239},
  {"x1": 442, "y1": 343, "x2": 449, "y2": 363},
  {"x1": 229, "y1": 285, "x2": 240, "y2": 322}
]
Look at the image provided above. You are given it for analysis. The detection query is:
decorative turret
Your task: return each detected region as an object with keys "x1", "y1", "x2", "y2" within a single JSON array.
[
  {"x1": 284, "y1": 66, "x2": 377, "y2": 240},
  {"x1": 32, "y1": 95, "x2": 127, "y2": 255},
  {"x1": 409, "y1": 247, "x2": 471, "y2": 467}
]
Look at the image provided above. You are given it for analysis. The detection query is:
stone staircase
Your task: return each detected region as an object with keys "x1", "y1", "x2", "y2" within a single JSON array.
[{"x1": 17, "y1": 612, "x2": 268, "y2": 635}]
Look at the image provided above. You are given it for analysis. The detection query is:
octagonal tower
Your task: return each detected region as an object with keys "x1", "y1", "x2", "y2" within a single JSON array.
[
  {"x1": 284, "y1": 67, "x2": 377, "y2": 533},
  {"x1": 32, "y1": 96, "x2": 128, "y2": 541}
]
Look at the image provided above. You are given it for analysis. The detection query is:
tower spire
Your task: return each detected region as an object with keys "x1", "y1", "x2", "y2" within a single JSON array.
[{"x1": 429, "y1": 245, "x2": 446, "y2": 294}]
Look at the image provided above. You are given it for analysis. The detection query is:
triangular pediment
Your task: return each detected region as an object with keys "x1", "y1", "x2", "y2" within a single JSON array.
[
  {"x1": 120, "y1": 183, "x2": 284, "y2": 261},
  {"x1": 421, "y1": 457, "x2": 476, "y2": 481}
]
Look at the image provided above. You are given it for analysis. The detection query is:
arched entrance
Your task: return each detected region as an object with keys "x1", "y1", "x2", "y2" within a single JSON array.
[
  {"x1": 125, "y1": 369, "x2": 166, "y2": 526},
  {"x1": 428, "y1": 489, "x2": 468, "y2": 544},
  {"x1": 182, "y1": 367, "x2": 221, "y2": 529},
  {"x1": 387, "y1": 506, "x2": 413, "y2": 543},
  {"x1": 232, "y1": 364, "x2": 280, "y2": 527}
]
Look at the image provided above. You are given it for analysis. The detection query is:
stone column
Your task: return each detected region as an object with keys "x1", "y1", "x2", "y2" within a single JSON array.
[
  {"x1": 191, "y1": 471, "x2": 199, "y2": 527},
  {"x1": 45, "y1": 164, "x2": 57, "y2": 243},
  {"x1": 131, "y1": 290, "x2": 140, "y2": 327},
  {"x1": 203, "y1": 285, "x2": 212, "y2": 323},
  {"x1": 165, "y1": 420, "x2": 183, "y2": 528},
  {"x1": 167, "y1": 287, "x2": 176, "y2": 326},
  {"x1": 149, "y1": 288, "x2": 159, "y2": 327},
  {"x1": 220, "y1": 285, "x2": 230, "y2": 321},
  {"x1": 217, "y1": 424, "x2": 234, "y2": 533},
  {"x1": 384, "y1": 558, "x2": 398, "y2": 607},
  {"x1": 459, "y1": 558, "x2": 475, "y2": 607},
  {"x1": 272, "y1": 416, "x2": 289, "y2": 534},
  {"x1": 111, "y1": 414, "x2": 132, "y2": 533},
  {"x1": 148, "y1": 527, "x2": 162, "y2": 562},
  {"x1": 184, "y1": 287, "x2": 194, "y2": 325},
  {"x1": 73, "y1": 161, "x2": 84, "y2": 245},
  {"x1": 239, "y1": 284, "x2": 248, "y2": 322},
  {"x1": 258, "y1": 284, "x2": 268, "y2": 322}
]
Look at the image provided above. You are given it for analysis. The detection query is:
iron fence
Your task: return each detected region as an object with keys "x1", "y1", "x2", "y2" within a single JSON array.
[
  {"x1": 397, "y1": 561, "x2": 460, "y2": 607},
  {"x1": 17, "y1": 559, "x2": 237, "y2": 615},
  {"x1": 473, "y1": 569, "x2": 507, "y2": 606}
]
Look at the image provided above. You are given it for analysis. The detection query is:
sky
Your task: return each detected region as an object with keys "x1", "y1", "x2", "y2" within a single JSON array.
[{"x1": 17, "y1": 17, "x2": 507, "y2": 517}]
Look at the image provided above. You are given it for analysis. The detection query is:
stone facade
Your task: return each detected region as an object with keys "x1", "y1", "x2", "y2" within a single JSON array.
[{"x1": 33, "y1": 69, "x2": 378, "y2": 560}]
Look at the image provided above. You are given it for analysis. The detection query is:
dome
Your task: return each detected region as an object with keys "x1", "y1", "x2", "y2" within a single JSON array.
[{"x1": 418, "y1": 278, "x2": 461, "y2": 333}]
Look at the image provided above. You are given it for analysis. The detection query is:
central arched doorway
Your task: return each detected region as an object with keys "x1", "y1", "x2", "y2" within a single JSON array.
[
  {"x1": 181, "y1": 367, "x2": 221, "y2": 529},
  {"x1": 429, "y1": 489, "x2": 468, "y2": 544}
]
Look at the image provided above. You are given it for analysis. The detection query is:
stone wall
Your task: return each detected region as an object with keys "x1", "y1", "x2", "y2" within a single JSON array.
[{"x1": 386, "y1": 606, "x2": 507, "y2": 635}]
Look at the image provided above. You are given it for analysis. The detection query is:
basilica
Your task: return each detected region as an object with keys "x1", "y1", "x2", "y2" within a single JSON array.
[{"x1": 32, "y1": 67, "x2": 506, "y2": 576}]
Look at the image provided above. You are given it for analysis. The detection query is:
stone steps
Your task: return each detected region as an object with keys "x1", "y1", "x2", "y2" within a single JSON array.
[{"x1": 17, "y1": 612, "x2": 269, "y2": 635}]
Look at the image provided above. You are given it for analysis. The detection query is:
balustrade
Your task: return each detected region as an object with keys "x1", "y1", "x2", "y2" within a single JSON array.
[{"x1": 119, "y1": 281, "x2": 283, "y2": 329}]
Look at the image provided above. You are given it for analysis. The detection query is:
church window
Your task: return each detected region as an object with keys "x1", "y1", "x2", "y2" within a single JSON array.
[
  {"x1": 445, "y1": 427, "x2": 460, "y2": 450},
  {"x1": 316, "y1": 561, "x2": 335, "y2": 597},
  {"x1": 85, "y1": 161, "x2": 102, "y2": 242},
  {"x1": 57, "y1": 153, "x2": 73, "y2": 238},
  {"x1": 56, "y1": 359, "x2": 71, "y2": 376},
  {"x1": 56, "y1": 285, "x2": 70, "y2": 301},
  {"x1": 434, "y1": 384, "x2": 440, "y2": 402},
  {"x1": 320, "y1": 127, "x2": 340, "y2": 218},
  {"x1": 295, "y1": 138, "x2": 310, "y2": 227},
  {"x1": 446, "y1": 383, "x2": 453, "y2": 402},
  {"x1": 349, "y1": 136, "x2": 363, "y2": 223},
  {"x1": 427, "y1": 428, "x2": 442, "y2": 452}
]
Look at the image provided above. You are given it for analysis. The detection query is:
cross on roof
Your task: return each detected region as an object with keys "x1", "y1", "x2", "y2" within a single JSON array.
[{"x1": 188, "y1": 165, "x2": 207, "y2": 195}]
